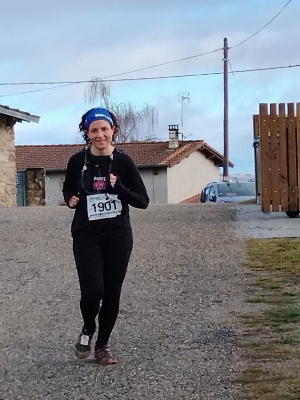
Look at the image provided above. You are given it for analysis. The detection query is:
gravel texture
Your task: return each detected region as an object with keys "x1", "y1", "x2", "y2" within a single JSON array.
[
  {"x1": 233, "y1": 203, "x2": 300, "y2": 239},
  {"x1": 0, "y1": 203, "x2": 250, "y2": 400}
]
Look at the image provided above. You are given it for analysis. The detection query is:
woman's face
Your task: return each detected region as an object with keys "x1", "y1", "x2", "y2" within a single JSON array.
[{"x1": 87, "y1": 119, "x2": 115, "y2": 152}]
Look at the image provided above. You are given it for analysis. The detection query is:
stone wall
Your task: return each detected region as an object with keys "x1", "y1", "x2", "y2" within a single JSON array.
[
  {"x1": 26, "y1": 168, "x2": 46, "y2": 206},
  {"x1": 0, "y1": 114, "x2": 17, "y2": 207}
]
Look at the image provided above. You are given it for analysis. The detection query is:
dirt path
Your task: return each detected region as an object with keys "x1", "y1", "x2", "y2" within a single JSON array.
[{"x1": 0, "y1": 203, "x2": 249, "y2": 400}]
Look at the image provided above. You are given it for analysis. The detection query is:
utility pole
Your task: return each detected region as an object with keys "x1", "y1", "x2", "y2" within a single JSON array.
[{"x1": 223, "y1": 37, "x2": 229, "y2": 181}]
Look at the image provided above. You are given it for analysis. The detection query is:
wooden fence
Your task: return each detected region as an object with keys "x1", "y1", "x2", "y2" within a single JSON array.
[{"x1": 253, "y1": 103, "x2": 300, "y2": 213}]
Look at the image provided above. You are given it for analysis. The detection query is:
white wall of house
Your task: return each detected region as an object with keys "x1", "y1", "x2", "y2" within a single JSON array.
[
  {"x1": 167, "y1": 151, "x2": 220, "y2": 203},
  {"x1": 42, "y1": 153, "x2": 219, "y2": 206},
  {"x1": 45, "y1": 171, "x2": 65, "y2": 206},
  {"x1": 139, "y1": 168, "x2": 168, "y2": 204},
  {"x1": 44, "y1": 168, "x2": 169, "y2": 206}
]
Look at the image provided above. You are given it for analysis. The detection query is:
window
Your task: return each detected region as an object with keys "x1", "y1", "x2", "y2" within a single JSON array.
[
  {"x1": 209, "y1": 186, "x2": 217, "y2": 202},
  {"x1": 217, "y1": 182, "x2": 255, "y2": 197},
  {"x1": 204, "y1": 187, "x2": 211, "y2": 202}
]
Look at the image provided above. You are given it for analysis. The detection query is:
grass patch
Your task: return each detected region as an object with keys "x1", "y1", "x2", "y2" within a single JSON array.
[
  {"x1": 237, "y1": 237, "x2": 300, "y2": 399},
  {"x1": 249, "y1": 277, "x2": 286, "y2": 290},
  {"x1": 245, "y1": 294, "x2": 291, "y2": 304},
  {"x1": 267, "y1": 303, "x2": 300, "y2": 326},
  {"x1": 246, "y1": 238, "x2": 300, "y2": 275}
]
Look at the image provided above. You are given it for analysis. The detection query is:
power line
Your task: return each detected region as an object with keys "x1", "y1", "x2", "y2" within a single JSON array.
[
  {"x1": 0, "y1": 48, "x2": 224, "y2": 88},
  {"x1": 0, "y1": 72, "x2": 224, "y2": 86},
  {"x1": 0, "y1": 0, "x2": 292, "y2": 98},
  {"x1": 77, "y1": 0, "x2": 292, "y2": 80},
  {"x1": 0, "y1": 83, "x2": 78, "y2": 97},
  {"x1": 0, "y1": 81, "x2": 85, "y2": 86},
  {"x1": 90, "y1": 0, "x2": 293, "y2": 79},
  {"x1": 1, "y1": 63, "x2": 299, "y2": 86},
  {"x1": 0, "y1": 0, "x2": 292, "y2": 100},
  {"x1": 0, "y1": 63, "x2": 299, "y2": 98},
  {"x1": 99, "y1": 48, "x2": 224, "y2": 80},
  {"x1": 228, "y1": 60, "x2": 252, "y2": 129},
  {"x1": 231, "y1": 0, "x2": 292, "y2": 49}
]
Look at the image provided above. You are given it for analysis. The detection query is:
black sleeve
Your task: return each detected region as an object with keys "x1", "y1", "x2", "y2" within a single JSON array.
[
  {"x1": 62, "y1": 156, "x2": 79, "y2": 208},
  {"x1": 113, "y1": 155, "x2": 149, "y2": 209}
]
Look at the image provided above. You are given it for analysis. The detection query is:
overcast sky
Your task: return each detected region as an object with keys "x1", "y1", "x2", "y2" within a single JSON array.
[{"x1": 1, "y1": 0, "x2": 298, "y2": 173}]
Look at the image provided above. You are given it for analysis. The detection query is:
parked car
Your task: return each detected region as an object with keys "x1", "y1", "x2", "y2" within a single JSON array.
[{"x1": 200, "y1": 180, "x2": 256, "y2": 203}]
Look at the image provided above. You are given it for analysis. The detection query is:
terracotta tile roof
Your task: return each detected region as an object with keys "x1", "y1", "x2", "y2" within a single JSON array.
[
  {"x1": 180, "y1": 193, "x2": 201, "y2": 203},
  {"x1": 16, "y1": 144, "x2": 83, "y2": 171},
  {"x1": 15, "y1": 141, "x2": 233, "y2": 171}
]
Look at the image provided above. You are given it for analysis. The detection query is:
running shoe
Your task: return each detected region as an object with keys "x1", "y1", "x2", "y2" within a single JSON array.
[
  {"x1": 95, "y1": 345, "x2": 118, "y2": 365},
  {"x1": 75, "y1": 330, "x2": 93, "y2": 359}
]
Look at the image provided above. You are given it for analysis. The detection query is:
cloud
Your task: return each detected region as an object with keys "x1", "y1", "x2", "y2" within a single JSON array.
[{"x1": 1, "y1": 0, "x2": 298, "y2": 173}]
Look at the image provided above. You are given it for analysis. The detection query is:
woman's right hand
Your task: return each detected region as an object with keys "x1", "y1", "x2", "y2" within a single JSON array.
[{"x1": 69, "y1": 195, "x2": 80, "y2": 208}]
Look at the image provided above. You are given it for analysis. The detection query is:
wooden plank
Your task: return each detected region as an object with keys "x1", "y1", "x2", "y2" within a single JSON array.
[
  {"x1": 270, "y1": 103, "x2": 280, "y2": 211},
  {"x1": 260, "y1": 103, "x2": 271, "y2": 212},
  {"x1": 278, "y1": 103, "x2": 288, "y2": 211},
  {"x1": 253, "y1": 115, "x2": 260, "y2": 198},
  {"x1": 287, "y1": 103, "x2": 298, "y2": 211},
  {"x1": 297, "y1": 103, "x2": 300, "y2": 209}
]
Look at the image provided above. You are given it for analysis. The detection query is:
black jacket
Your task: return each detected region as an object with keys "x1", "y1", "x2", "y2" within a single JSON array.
[{"x1": 62, "y1": 147, "x2": 149, "y2": 237}]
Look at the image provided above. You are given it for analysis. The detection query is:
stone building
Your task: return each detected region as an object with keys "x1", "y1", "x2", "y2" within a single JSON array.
[{"x1": 0, "y1": 105, "x2": 40, "y2": 207}]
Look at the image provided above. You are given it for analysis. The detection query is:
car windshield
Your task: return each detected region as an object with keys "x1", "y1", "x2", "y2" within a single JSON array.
[{"x1": 217, "y1": 182, "x2": 255, "y2": 198}]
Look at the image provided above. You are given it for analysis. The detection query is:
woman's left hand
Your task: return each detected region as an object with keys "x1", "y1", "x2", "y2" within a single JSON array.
[{"x1": 110, "y1": 173, "x2": 118, "y2": 188}]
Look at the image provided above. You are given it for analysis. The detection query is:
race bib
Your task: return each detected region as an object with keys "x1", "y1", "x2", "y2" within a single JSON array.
[{"x1": 87, "y1": 193, "x2": 122, "y2": 221}]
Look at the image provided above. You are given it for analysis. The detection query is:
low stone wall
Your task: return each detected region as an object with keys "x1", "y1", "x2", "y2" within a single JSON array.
[
  {"x1": 26, "y1": 168, "x2": 46, "y2": 206},
  {"x1": 0, "y1": 115, "x2": 17, "y2": 207}
]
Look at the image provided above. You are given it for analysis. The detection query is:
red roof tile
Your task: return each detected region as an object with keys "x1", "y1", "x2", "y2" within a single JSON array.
[
  {"x1": 180, "y1": 193, "x2": 201, "y2": 203},
  {"x1": 15, "y1": 141, "x2": 233, "y2": 171}
]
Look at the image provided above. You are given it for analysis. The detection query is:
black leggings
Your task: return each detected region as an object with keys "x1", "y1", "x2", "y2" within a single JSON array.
[{"x1": 73, "y1": 230, "x2": 133, "y2": 349}]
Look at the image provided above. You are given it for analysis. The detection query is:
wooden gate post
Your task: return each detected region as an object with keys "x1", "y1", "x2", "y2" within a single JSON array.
[
  {"x1": 278, "y1": 103, "x2": 288, "y2": 211},
  {"x1": 253, "y1": 114, "x2": 260, "y2": 203},
  {"x1": 287, "y1": 103, "x2": 298, "y2": 211},
  {"x1": 259, "y1": 103, "x2": 270, "y2": 212},
  {"x1": 257, "y1": 102, "x2": 300, "y2": 214}
]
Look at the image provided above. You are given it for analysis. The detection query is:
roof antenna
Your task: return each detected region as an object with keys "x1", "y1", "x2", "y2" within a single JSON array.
[{"x1": 178, "y1": 92, "x2": 192, "y2": 140}]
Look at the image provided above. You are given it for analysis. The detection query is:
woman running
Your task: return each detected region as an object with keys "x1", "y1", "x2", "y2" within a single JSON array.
[{"x1": 63, "y1": 107, "x2": 149, "y2": 364}]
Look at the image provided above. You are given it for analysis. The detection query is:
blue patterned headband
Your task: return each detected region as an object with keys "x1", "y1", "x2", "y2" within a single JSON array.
[{"x1": 85, "y1": 108, "x2": 114, "y2": 129}]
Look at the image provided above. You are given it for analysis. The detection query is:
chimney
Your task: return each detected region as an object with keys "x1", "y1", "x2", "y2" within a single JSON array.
[{"x1": 168, "y1": 125, "x2": 179, "y2": 149}]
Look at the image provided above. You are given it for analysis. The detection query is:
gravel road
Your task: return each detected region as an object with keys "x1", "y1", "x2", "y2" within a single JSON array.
[
  {"x1": 233, "y1": 203, "x2": 300, "y2": 239},
  {"x1": 1, "y1": 203, "x2": 254, "y2": 400}
]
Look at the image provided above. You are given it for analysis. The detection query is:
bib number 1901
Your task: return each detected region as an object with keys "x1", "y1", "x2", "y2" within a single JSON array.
[
  {"x1": 87, "y1": 194, "x2": 122, "y2": 221},
  {"x1": 91, "y1": 199, "x2": 117, "y2": 213}
]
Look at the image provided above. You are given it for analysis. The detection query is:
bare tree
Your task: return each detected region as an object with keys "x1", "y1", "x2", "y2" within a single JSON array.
[{"x1": 86, "y1": 78, "x2": 158, "y2": 143}]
